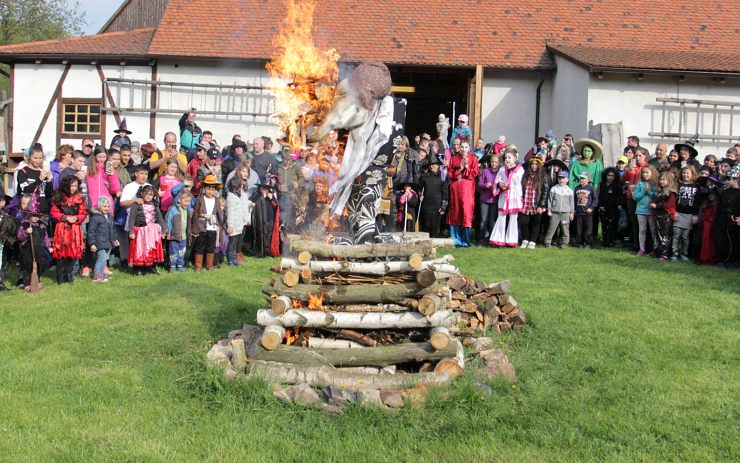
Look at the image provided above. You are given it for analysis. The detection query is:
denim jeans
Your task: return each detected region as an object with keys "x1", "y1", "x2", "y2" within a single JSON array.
[
  {"x1": 168, "y1": 240, "x2": 187, "y2": 268},
  {"x1": 93, "y1": 249, "x2": 110, "y2": 278}
]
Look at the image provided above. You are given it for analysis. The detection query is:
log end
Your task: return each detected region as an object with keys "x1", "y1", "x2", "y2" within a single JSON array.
[
  {"x1": 408, "y1": 253, "x2": 424, "y2": 269},
  {"x1": 297, "y1": 250, "x2": 313, "y2": 265}
]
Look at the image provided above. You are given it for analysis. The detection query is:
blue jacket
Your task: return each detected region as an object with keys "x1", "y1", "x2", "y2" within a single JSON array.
[
  {"x1": 632, "y1": 181, "x2": 655, "y2": 216},
  {"x1": 87, "y1": 211, "x2": 116, "y2": 250}
]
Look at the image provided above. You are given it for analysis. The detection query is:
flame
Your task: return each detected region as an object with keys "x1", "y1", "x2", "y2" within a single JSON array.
[
  {"x1": 284, "y1": 327, "x2": 300, "y2": 346},
  {"x1": 266, "y1": 0, "x2": 340, "y2": 150},
  {"x1": 292, "y1": 299, "x2": 303, "y2": 309},
  {"x1": 307, "y1": 292, "x2": 324, "y2": 310}
]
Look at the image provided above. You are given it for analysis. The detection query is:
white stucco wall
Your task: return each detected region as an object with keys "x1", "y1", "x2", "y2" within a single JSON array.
[
  {"x1": 550, "y1": 56, "x2": 590, "y2": 140},
  {"x1": 481, "y1": 70, "x2": 552, "y2": 151},
  {"x1": 587, "y1": 74, "x2": 740, "y2": 159}
]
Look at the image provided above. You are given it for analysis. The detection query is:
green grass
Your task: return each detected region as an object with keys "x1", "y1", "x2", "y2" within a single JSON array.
[{"x1": 0, "y1": 248, "x2": 738, "y2": 462}]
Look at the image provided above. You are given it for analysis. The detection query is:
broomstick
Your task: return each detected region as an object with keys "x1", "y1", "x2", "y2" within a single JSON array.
[
  {"x1": 414, "y1": 187, "x2": 424, "y2": 233},
  {"x1": 28, "y1": 227, "x2": 41, "y2": 292}
]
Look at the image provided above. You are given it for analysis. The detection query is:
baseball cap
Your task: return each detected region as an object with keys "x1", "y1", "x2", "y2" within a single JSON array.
[
  {"x1": 579, "y1": 172, "x2": 590, "y2": 179},
  {"x1": 617, "y1": 155, "x2": 628, "y2": 164},
  {"x1": 207, "y1": 147, "x2": 220, "y2": 159},
  {"x1": 558, "y1": 170, "x2": 569, "y2": 178},
  {"x1": 196, "y1": 140, "x2": 211, "y2": 151}
]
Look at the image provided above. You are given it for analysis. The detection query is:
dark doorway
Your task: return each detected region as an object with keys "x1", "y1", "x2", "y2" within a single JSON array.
[{"x1": 388, "y1": 66, "x2": 473, "y2": 143}]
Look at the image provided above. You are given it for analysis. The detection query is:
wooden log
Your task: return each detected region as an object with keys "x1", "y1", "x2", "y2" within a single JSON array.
[
  {"x1": 249, "y1": 341, "x2": 457, "y2": 367},
  {"x1": 508, "y1": 308, "x2": 526, "y2": 325},
  {"x1": 260, "y1": 326, "x2": 286, "y2": 351},
  {"x1": 322, "y1": 328, "x2": 377, "y2": 347},
  {"x1": 282, "y1": 269, "x2": 300, "y2": 287},
  {"x1": 229, "y1": 338, "x2": 248, "y2": 372},
  {"x1": 486, "y1": 280, "x2": 511, "y2": 295},
  {"x1": 418, "y1": 294, "x2": 443, "y2": 317},
  {"x1": 338, "y1": 303, "x2": 410, "y2": 313},
  {"x1": 271, "y1": 296, "x2": 294, "y2": 315},
  {"x1": 433, "y1": 339, "x2": 465, "y2": 379},
  {"x1": 249, "y1": 361, "x2": 455, "y2": 391},
  {"x1": 415, "y1": 269, "x2": 437, "y2": 288},
  {"x1": 429, "y1": 327, "x2": 452, "y2": 350},
  {"x1": 299, "y1": 267, "x2": 313, "y2": 284},
  {"x1": 265, "y1": 281, "x2": 439, "y2": 305},
  {"x1": 297, "y1": 250, "x2": 312, "y2": 264},
  {"x1": 408, "y1": 253, "x2": 424, "y2": 269},
  {"x1": 256, "y1": 309, "x2": 459, "y2": 329},
  {"x1": 290, "y1": 239, "x2": 436, "y2": 259},
  {"x1": 307, "y1": 337, "x2": 366, "y2": 349},
  {"x1": 497, "y1": 293, "x2": 510, "y2": 306},
  {"x1": 502, "y1": 296, "x2": 519, "y2": 315},
  {"x1": 280, "y1": 255, "x2": 458, "y2": 276}
]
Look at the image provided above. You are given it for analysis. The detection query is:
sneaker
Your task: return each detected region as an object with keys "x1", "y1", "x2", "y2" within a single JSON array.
[
  {"x1": 680, "y1": 255, "x2": 690, "y2": 262},
  {"x1": 92, "y1": 274, "x2": 109, "y2": 283},
  {"x1": 520, "y1": 240, "x2": 530, "y2": 248},
  {"x1": 103, "y1": 266, "x2": 112, "y2": 276},
  {"x1": 176, "y1": 266, "x2": 185, "y2": 273},
  {"x1": 670, "y1": 256, "x2": 678, "y2": 262},
  {"x1": 544, "y1": 243, "x2": 551, "y2": 248},
  {"x1": 80, "y1": 267, "x2": 91, "y2": 278},
  {"x1": 636, "y1": 250, "x2": 646, "y2": 257},
  {"x1": 660, "y1": 256, "x2": 669, "y2": 261},
  {"x1": 169, "y1": 267, "x2": 177, "y2": 273},
  {"x1": 527, "y1": 242, "x2": 536, "y2": 249}
]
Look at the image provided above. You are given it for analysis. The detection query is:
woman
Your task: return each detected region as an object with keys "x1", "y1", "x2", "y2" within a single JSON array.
[
  {"x1": 446, "y1": 141, "x2": 479, "y2": 247},
  {"x1": 518, "y1": 157, "x2": 547, "y2": 248},
  {"x1": 16, "y1": 148, "x2": 54, "y2": 215},
  {"x1": 110, "y1": 149, "x2": 132, "y2": 190},
  {"x1": 489, "y1": 146, "x2": 524, "y2": 247},
  {"x1": 86, "y1": 146, "x2": 121, "y2": 212}
]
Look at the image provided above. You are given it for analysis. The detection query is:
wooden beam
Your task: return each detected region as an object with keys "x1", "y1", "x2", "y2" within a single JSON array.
[
  {"x1": 7, "y1": 64, "x2": 13, "y2": 154},
  {"x1": 473, "y1": 65, "x2": 483, "y2": 140},
  {"x1": 96, "y1": 65, "x2": 122, "y2": 129},
  {"x1": 32, "y1": 63, "x2": 70, "y2": 147},
  {"x1": 149, "y1": 63, "x2": 157, "y2": 139}
]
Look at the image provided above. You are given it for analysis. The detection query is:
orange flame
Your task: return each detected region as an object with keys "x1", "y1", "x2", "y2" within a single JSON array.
[
  {"x1": 292, "y1": 298, "x2": 303, "y2": 309},
  {"x1": 307, "y1": 292, "x2": 324, "y2": 310},
  {"x1": 266, "y1": 0, "x2": 340, "y2": 150},
  {"x1": 284, "y1": 327, "x2": 300, "y2": 346}
]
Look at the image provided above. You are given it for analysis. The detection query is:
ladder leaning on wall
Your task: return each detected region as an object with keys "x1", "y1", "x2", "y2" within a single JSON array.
[{"x1": 648, "y1": 97, "x2": 739, "y2": 142}]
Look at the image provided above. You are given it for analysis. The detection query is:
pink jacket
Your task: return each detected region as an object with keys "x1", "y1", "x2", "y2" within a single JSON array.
[{"x1": 86, "y1": 163, "x2": 121, "y2": 210}]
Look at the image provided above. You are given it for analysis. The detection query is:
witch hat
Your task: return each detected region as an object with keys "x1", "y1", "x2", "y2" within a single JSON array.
[
  {"x1": 674, "y1": 136, "x2": 699, "y2": 159},
  {"x1": 114, "y1": 118, "x2": 132, "y2": 135}
]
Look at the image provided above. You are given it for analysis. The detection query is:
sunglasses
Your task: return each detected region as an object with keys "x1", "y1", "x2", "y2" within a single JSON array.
[{"x1": 84, "y1": 144, "x2": 94, "y2": 148}]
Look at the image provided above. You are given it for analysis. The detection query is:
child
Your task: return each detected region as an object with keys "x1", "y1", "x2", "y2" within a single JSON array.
[
  {"x1": 697, "y1": 179, "x2": 720, "y2": 265},
  {"x1": 50, "y1": 176, "x2": 87, "y2": 284},
  {"x1": 225, "y1": 177, "x2": 250, "y2": 266},
  {"x1": 449, "y1": 114, "x2": 472, "y2": 146},
  {"x1": 715, "y1": 166, "x2": 740, "y2": 267},
  {"x1": 190, "y1": 175, "x2": 224, "y2": 271},
  {"x1": 396, "y1": 181, "x2": 420, "y2": 232},
  {"x1": 155, "y1": 159, "x2": 183, "y2": 213},
  {"x1": 632, "y1": 165, "x2": 659, "y2": 256},
  {"x1": 0, "y1": 194, "x2": 17, "y2": 291},
  {"x1": 573, "y1": 171, "x2": 598, "y2": 248},
  {"x1": 673, "y1": 166, "x2": 700, "y2": 261},
  {"x1": 598, "y1": 168, "x2": 624, "y2": 247},
  {"x1": 17, "y1": 194, "x2": 53, "y2": 291},
  {"x1": 87, "y1": 197, "x2": 119, "y2": 282},
  {"x1": 544, "y1": 171, "x2": 574, "y2": 248},
  {"x1": 127, "y1": 185, "x2": 165, "y2": 274},
  {"x1": 165, "y1": 188, "x2": 192, "y2": 272},
  {"x1": 650, "y1": 171, "x2": 678, "y2": 260}
]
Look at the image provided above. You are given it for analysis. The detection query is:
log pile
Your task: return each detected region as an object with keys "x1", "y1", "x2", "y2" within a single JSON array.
[{"x1": 206, "y1": 234, "x2": 526, "y2": 410}]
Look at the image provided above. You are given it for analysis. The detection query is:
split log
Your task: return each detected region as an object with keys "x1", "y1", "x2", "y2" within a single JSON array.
[
  {"x1": 502, "y1": 296, "x2": 519, "y2": 314},
  {"x1": 229, "y1": 338, "x2": 248, "y2": 372},
  {"x1": 508, "y1": 308, "x2": 526, "y2": 325},
  {"x1": 250, "y1": 361, "x2": 455, "y2": 391},
  {"x1": 265, "y1": 281, "x2": 439, "y2": 305},
  {"x1": 433, "y1": 339, "x2": 465, "y2": 380},
  {"x1": 282, "y1": 270, "x2": 300, "y2": 287},
  {"x1": 418, "y1": 294, "x2": 443, "y2": 316},
  {"x1": 290, "y1": 239, "x2": 436, "y2": 259},
  {"x1": 496, "y1": 293, "x2": 510, "y2": 306},
  {"x1": 307, "y1": 337, "x2": 366, "y2": 349},
  {"x1": 256, "y1": 309, "x2": 459, "y2": 329},
  {"x1": 271, "y1": 296, "x2": 294, "y2": 315},
  {"x1": 280, "y1": 255, "x2": 458, "y2": 276},
  {"x1": 429, "y1": 327, "x2": 452, "y2": 350},
  {"x1": 260, "y1": 326, "x2": 286, "y2": 351},
  {"x1": 249, "y1": 341, "x2": 457, "y2": 367},
  {"x1": 486, "y1": 280, "x2": 511, "y2": 295}
]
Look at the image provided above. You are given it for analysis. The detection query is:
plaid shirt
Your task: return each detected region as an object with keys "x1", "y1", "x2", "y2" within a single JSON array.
[{"x1": 522, "y1": 176, "x2": 537, "y2": 215}]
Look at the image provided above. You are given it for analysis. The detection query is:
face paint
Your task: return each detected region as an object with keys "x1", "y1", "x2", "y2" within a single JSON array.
[{"x1": 582, "y1": 146, "x2": 593, "y2": 160}]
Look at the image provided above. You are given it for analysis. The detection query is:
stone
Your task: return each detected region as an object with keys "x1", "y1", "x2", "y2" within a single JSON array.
[
  {"x1": 223, "y1": 368, "x2": 238, "y2": 380},
  {"x1": 229, "y1": 338, "x2": 247, "y2": 372},
  {"x1": 478, "y1": 348, "x2": 508, "y2": 365},
  {"x1": 356, "y1": 389, "x2": 383, "y2": 407},
  {"x1": 322, "y1": 386, "x2": 356, "y2": 406},
  {"x1": 464, "y1": 337, "x2": 494, "y2": 352},
  {"x1": 272, "y1": 384, "x2": 292, "y2": 404},
  {"x1": 472, "y1": 378, "x2": 493, "y2": 399},
  {"x1": 475, "y1": 363, "x2": 518, "y2": 383},
  {"x1": 319, "y1": 403, "x2": 346, "y2": 414},
  {"x1": 380, "y1": 390, "x2": 404, "y2": 408},
  {"x1": 288, "y1": 383, "x2": 321, "y2": 406},
  {"x1": 206, "y1": 344, "x2": 233, "y2": 368}
]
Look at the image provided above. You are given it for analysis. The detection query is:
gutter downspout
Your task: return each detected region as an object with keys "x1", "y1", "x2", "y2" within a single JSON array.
[{"x1": 534, "y1": 71, "x2": 546, "y2": 140}]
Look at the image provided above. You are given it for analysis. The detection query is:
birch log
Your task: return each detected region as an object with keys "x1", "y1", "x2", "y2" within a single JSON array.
[
  {"x1": 271, "y1": 296, "x2": 294, "y2": 315},
  {"x1": 260, "y1": 326, "x2": 286, "y2": 351},
  {"x1": 256, "y1": 309, "x2": 459, "y2": 329},
  {"x1": 429, "y1": 327, "x2": 452, "y2": 350},
  {"x1": 265, "y1": 282, "x2": 439, "y2": 305},
  {"x1": 290, "y1": 239, "x2": 436, "y2": 259},
  {"x1": 249, "y1": 341, "x2": 457, "y2": 367},
  {"x1": 249, "y1": 361, "x2": 456, "y2": 391},
  {"x1": 279, "y1": 255, "x2": 458, "y2": 276},
  {"x1": 307, "y1": 338, "x2": 366, "y2": 349}
]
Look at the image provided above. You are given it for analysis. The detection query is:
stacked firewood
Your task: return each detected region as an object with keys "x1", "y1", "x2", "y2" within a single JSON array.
[{"x1": 207, "y1": 234, "x2": 526, "y2": 409}]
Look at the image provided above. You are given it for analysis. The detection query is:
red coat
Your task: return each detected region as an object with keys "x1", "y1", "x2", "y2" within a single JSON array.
[
  {"x1": 446, "y1": 153, "x2": 479, "y2": 227},
  {"x1": 51, "y1": 194, "x2": 87, "y2": 259}
]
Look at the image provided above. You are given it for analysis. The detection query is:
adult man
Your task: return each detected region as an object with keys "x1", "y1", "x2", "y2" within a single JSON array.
[
  {"x1": 81, "y1": 138, "x2": 95, "y2": 164},
  {"x1": 525, "y1": 137, "x2": 548, "y2": 162},
  {"x1": 649, "y1": 143, "x2": 668, "y2": 170},
  {"x1": 473, "y1": 138, "x2": 486, "y2": 160},
  {"x1": 149, "y1": 132, "x2": 188, "y2": 179},
  {"x1": 118, "y1": 165, "x2": 151, "y2": 262},
  {"x1": 562, "y1": 133, "x2": 576, "y2": 158},
  {"x1": 187, "y1": 141, "x2": 210, "y2": 196},
  {"x1": 221, "y1": 139, "x2": 247, "y2": 182},
  {"x1": 251, "y1": 137, "x2": 279, "y2": 183},
  {"x1": 278, "y1": 154, "x2": 298, "y2": 232},
  {"x1": 186, "y1": 130, "x2": 214, "y2": 161},
  {"x1": 544, "y1": 130, "x2": 558, "y2": 151},
  {"x1": 179, "y1": 108, "x2": 202, "y2": 152}
]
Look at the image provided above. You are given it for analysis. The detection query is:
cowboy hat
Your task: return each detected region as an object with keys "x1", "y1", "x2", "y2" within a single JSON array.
[
  {"x1": 201, "y1": 174, "x2": 222, "y2": 189},
  {"x1": 574, "y1": 138, "x2": 604, "y2": 160}
]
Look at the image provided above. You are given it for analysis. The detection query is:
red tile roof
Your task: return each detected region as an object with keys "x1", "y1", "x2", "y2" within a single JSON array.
[
  {"x1": 0, "y1": 28, "x2": 155, "y2": 58},
  {"x1": 1, "y1": 1, "x2": 739, "y2": 73},
  {"x1": 549, "y1": 45, "x2": 740, "y2": 74}
]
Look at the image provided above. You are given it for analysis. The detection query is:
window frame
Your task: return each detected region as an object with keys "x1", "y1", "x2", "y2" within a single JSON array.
[{"x1": 58, "y1": 98, "x2": 105, "y2": 140}]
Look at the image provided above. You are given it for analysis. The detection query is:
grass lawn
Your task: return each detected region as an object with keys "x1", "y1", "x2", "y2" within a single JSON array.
[{"x1": 0, "y1": 247, "x2": 737, "y2": 462}]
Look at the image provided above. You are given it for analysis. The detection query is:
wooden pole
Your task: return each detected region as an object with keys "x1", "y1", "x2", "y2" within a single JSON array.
[
  {"x1": 265, "y1": 281, "x2": 439, "y2": 305},
  {"x1": 256, "y1": 309, "x2": 459, "y2": 329}
]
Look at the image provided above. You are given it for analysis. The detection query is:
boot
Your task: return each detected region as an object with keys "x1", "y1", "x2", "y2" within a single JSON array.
[
  {"x1": 205, "y1": 253, "x2": 215, "y2": 270},
  {"x1": 194, "y1": 254, "x2": 204, "y2": 273}
]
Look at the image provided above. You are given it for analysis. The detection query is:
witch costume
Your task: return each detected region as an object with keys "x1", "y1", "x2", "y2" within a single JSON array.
[{"x1": 251, "y1": 184, "x2": 281, "y2": 258}]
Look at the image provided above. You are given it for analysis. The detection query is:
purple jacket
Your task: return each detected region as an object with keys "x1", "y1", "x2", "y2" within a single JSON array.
[{"x1": 477, "y1": 168, "x2": 498, "y2": 204}]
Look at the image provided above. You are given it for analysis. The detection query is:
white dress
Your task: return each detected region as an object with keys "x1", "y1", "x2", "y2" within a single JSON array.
[{"x1": 489, "y1": 164, "x2": 524, "y2": 246}]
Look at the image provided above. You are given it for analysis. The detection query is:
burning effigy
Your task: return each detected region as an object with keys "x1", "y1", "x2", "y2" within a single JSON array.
[{"x1": 206, "y1": 0, "x2": 525, "y2": 410}]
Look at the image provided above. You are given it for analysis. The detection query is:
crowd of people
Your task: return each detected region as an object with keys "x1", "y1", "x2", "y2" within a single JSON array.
[{"x1": 0, "y1": 109, "x2": 739, "y2": 292}]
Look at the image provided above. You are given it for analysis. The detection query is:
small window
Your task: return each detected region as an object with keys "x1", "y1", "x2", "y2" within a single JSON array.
[{"x1": 60, "y1": 99, "x2": 103, "y2": 136}]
